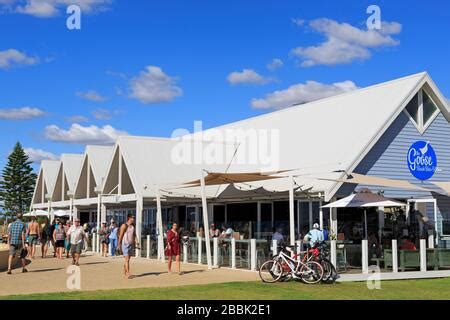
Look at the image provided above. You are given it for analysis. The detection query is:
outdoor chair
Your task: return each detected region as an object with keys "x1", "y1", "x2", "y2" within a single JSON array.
[
  {"x1": 437, "y1": 249, "x2": 450, "y2": 268},
  {"x1": 336, "y1": 245, "x2": 348, "y2": 272}
]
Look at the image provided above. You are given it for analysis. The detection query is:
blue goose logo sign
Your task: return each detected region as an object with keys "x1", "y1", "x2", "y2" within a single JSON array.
[{"x1": 407, "y1": 141, "x2": 437, "y2": 180}]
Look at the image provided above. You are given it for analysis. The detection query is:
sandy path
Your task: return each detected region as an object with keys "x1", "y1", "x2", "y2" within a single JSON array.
[{"x1": 0, "y1": 252, "x2": 259, "y2": 296}]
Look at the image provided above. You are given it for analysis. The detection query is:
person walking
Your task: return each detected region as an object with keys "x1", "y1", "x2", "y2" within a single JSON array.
[
  {"x1": 109, "y1": 221, "x2": 118, "y2": 257},
  {"x1": 40, "y1": 218, "x2": 52, "y2": 258},
  {"x1": 165, "y1": 222, "x2": 181, "y2": 275},
  {"x1": 50, "y1": 219, "x2": 57, "y2": 257},
  {"x1": 53, "y1": 220, "x2": 66, "y2": 259},
  {"x1": 99, "y1": 222, "x2": 110, "y2": 257},
  {"x1": 6, "y1": 213, "x2": 28, "y2": 274},
  {"x1": 64, "y1": 220, "x2": 72, "y2": 258},
  {"x1": 26, "y1": 216, "x2": 40, "y2": 259},
  {"x1": 67, "y1": 218, "x2": 87, "y2": 266},
  {"x1": 118, "y1": 214, "x2": 140, "y2": 279}
]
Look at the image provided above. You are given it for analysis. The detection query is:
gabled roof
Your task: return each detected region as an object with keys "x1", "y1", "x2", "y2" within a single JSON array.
[
  {"x1": 31, "y1": 160, "x2": 60, "y2": 204},
  {"x1": 102, "y1": 136, "x2": 261, "y2": 198},
  {"x1": 73, "y1": 146, "x2": 114, "y2": 199},
  {"x1": 189, "y1": 72, "x2": 450, "y2": 200},
  {"x1": 41, "y1": 160, "x2": 60, "y2": 196},
  {"x1": 60, "y1": 154, "x2": 84, "y2": 192},
  {"x1": 87, "y1": 145, "x2": 114, "y2": 187}
]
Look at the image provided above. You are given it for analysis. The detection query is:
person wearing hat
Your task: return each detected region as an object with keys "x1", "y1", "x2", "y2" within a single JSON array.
[{"x1": 304, "y1": 223, "x2": 324, "y2": 248}]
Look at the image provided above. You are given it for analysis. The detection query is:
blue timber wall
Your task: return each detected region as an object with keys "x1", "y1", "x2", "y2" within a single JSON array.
[{"x1": 336, "y1": 110, "x2": 450, "y2": 246}]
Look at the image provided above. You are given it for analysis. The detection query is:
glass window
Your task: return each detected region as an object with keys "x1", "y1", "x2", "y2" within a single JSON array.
[
  {"x1": 405, "y1": 93, "x2": 419, "y2": 125},
  {"x1": 423, "y1": 90, "x2": 438, "y2": 125}
]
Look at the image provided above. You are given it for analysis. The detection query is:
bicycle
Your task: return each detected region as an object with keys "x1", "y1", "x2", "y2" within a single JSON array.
[
  {"x1": 259, "y1": 244, "x2": 324, "y2": 284},
  {"x1": 303, "y1": 241, "x2": 338, "y2": 284}
]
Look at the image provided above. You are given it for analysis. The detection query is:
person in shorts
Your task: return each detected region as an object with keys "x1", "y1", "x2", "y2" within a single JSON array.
[
  {"x1": 6, "y1": 213, "x2": 28, "y2": 274},
  {"x1": 53, "y1": 220, "x2": 66, "y2": 259},
  {"x1": 118, "y1": 214, "x2": 140, "y2": 279},
  {"x1": 67, "y1": 218, "x2": 87, "y2": 266}
]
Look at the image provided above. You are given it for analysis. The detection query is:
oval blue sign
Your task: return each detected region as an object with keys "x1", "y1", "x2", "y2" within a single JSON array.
[{"x1": 407, "y1": 141, "x2": 437, "y2": 180}]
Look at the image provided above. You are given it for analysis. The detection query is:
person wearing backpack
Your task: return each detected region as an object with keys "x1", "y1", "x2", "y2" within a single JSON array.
[{"x1": 118, "y1": 214, "x2": 140, "y2": 279}]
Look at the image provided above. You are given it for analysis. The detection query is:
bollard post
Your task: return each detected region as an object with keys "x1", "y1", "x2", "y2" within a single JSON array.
[
  {"x1": 330, "y1": 240, "x2": 337, "y2": 268},
  {"x1": 272, "y1": 240, "x2": 278, "y2": 257},
  {"x1": 231, "y1": 238, "x2": 236, "y2": 269},
  {"x1": 428, "y1": 234, "x2": 435, "y2": 249},
  {"x1": 146, "y1": 235, "x2": 150, "y2": 259},
  {"x1": 91, "y1": 233, "x2": 96, "y2": 253},
  {"x1": 362, "y1": 239, "x2": 369, "y2": 274},
  {"x1": 250, "y1": 239, "x2": 257, "y2": 271},
  {"x1": 420, "y1": 239, "x2": 427, "y2": 272},
  {"x1": 183, "y1": 241, "x2": 188, "y2": 264},
  {"x1": 213, "y1": 237, "x2": 218, "y2": 267},
  {"x1": 392, "y1": 239, "x2": 398, "y2": 273},
  {"x1": 198, "y1": 236, "x2": 202, "y2": 265}
]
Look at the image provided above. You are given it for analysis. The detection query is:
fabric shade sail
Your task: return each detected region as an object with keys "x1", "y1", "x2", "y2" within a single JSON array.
[
  {"x1": 182, "y1": 170, "x2": 291, "y2": 187},
  {"x1": 321, "y1": 188, "x2": 406, "y2": 208},
  {"x1": 431, "y1": 181, "x2": 450, "y2": 195},
  {"x1": 320, "y1": 172, "x2": 431, "y2": 192}
]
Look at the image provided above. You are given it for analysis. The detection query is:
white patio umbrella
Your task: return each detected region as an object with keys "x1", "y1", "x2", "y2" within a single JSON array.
[
  {"x1": 321, "y1": 188, "x2": 405, "y2": 238},
  {"x1": 53, "y1": 210, "x2": 69, "y2": 217},
  {"x1": 35, "y1": 210, "x2": 49, "y2": 217}
]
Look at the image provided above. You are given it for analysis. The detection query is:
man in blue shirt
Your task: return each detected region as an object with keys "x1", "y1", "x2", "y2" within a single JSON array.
[
  {"x1": 7, "y1": 213, "x2": 27, "y2": 274},
  {"x1": 304, "y1": 223, "x2": 324, "y2": 248}
]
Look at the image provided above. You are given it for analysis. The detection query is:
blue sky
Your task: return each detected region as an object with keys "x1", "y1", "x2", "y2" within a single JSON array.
[{"x1": 0, "y1": 0, "x2": 449, "y2": 170}]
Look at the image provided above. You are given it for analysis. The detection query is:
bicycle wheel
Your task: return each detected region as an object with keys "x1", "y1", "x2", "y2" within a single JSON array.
[
  {"x1": 320, "y1": 259, "x2": 338, "y2": 283},
  {"x1": 299, "y1": 261, "x2": 324, "y2": 284},
  {"x1": 259, "y1": 260, "x2": 283, "y2": 283},
  {"x1": 319, "y1": 259, "x2": 333, "y2": 283}
]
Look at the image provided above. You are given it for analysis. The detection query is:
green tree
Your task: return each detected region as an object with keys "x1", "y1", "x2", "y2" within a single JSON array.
[{"x1": 0, "y1": 142, "x2": 36, "y2": 218}]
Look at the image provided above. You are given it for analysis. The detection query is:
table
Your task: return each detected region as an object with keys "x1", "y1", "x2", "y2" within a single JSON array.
[{"x1": 370, "y1": 257, "x2": 384, "y2": 269}]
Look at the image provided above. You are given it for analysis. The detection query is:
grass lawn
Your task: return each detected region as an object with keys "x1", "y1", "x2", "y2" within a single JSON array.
[{"x1": 2, "y1": 278, "x2": 450, "y2": 300}]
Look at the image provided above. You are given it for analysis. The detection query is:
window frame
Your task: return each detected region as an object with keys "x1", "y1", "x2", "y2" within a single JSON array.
[{"x1": 403, "y1": 88, "x2": 440, "y2": 134}]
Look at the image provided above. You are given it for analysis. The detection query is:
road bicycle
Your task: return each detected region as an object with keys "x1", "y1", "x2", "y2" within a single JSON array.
[{"x1": 259, "y1": 244, "x2": 324, "y2": 284}]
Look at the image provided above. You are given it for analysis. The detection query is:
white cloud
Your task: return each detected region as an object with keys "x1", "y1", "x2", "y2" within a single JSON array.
[
  {"x1": 292, "y1": 18, "x2": 305, "y2": 26},
  {"x1": 66, "y1": 115, "x2": 89, "y2": 123},
  {"x1": 227, "y1": 69, "x2": 272, "y2": 85},
  {"x1": 3, "y1": 0, "x2": 112, "y2": 18},
  {"x1": 267, "y1": 58, "x2": 284, "y2": 71},
  {"x1": 76, "y1": 90, "x2": 106, "y2": 102},
  {"x1": 24, "y1": 147, "x2": 58, "y2": 162},
  {"x1": 251, "y1": 80, "x2": 358, "y2": 109},
  {"x1": 44, "y1": 123, "x2": 128, "y2": 145},
  {"x1": 291, "y1": 18, "x2": 401, "y2": 67},
  {"x1": 91, "y1": 108, "x2": 121, "y2": 120},
  {"x1": 0, "y1": 49, "x2": 38, "y2": 69},
  {"x1": 129, "y1": 65, "x2": 183, "y2": 104},
  {"x1": 0, "y1": 107, "x2": 45, "y2": 120}
]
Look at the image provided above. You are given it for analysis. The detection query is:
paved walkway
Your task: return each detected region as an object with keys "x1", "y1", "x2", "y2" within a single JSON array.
[
  {"x1": 337, "y1": 270, "x2": 450, "y2": 282},
  {"x1": 0, "y1": 253, "x2": 259, "y2": 297}
]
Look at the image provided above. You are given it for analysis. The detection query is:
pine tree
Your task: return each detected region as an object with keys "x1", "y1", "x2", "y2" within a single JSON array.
[{"x1": 0, "y1": 142, "x2": 36, "y2": 218}]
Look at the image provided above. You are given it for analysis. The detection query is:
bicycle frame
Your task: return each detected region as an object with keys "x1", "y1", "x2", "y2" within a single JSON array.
[{"x1": 274, "y1": 248, "x2": 315, "y2": 275}]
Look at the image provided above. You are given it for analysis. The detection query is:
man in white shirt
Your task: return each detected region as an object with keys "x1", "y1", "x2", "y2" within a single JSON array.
[{"x1": 67, "y1": 218, "x2": 87, "y2": 266}]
